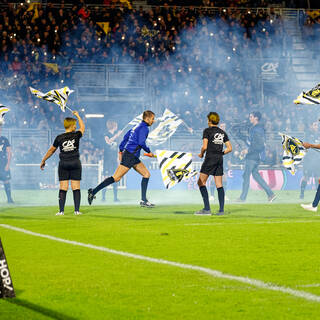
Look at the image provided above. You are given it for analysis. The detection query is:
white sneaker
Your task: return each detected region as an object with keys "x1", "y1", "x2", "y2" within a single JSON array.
[
  {"x1": 55, "y1": 212, "x2": 64, "y2": 216},
  {"x1": 301, "y1": 203, "x2": 317, "y2": 212},
  {"x1": 209, "y1": 196, "x2": 214, "y2": 201},
  {"x1": 74, "y1": 211, "x2": 82, "y2": 215}
]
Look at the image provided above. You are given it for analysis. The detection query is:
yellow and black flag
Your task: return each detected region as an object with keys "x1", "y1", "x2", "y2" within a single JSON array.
[{"x1": 155, "y1": 150, "x2": 197, "y2": 189}]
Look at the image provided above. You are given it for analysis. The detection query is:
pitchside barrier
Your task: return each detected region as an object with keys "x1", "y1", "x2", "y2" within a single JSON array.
[
  {"x1": 6, "y1": 161, "x2": 313, "y2": 191},
  {"x1": 10, "y1": 162, "x2": 126, "y2": 190},
  {"x1": 0, "y1": 238, "x2": 15, "y2": 299}
]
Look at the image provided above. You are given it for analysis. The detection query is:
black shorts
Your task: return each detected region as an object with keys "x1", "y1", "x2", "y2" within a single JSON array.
[
  {"x1": 0, "y1": 166, "x2": 10, "y2": 181},
  {"x1": 120, "y1": 150, "x2": 141, "y2": 169},
  {"x1": 58, "y1": 159, "x2": 82, "y2": 181},
  {"x1": 200, "y1": 156, "x2": 224, "y2": 176}
]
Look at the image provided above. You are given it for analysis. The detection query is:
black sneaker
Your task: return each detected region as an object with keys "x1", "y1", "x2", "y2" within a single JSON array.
[
  {"x1": 88, "y1": 188, "x2": 96, "y2": 205},
  {"x1": 140, "y1": 200, "x2": 155, "y2": 208}
]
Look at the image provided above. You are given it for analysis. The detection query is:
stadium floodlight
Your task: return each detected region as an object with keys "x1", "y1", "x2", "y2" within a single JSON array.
[
  {"x1": 227, "y1": 56, "x2": 231, "y2": 60},
  {"x1": 85, "y1": 114, "x2": 104, "y2": 118}
]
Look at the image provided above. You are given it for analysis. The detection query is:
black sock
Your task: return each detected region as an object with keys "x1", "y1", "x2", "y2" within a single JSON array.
[
  {"x1": 312, "y1": 184, "x2": 320, "y2": 207},
  {"x1": 59, "y1": 190, "x2": 67, "y2": 212},
  {"x1": 4, "y1": 183, "x2": 12, "y2": 202},
  {"x1": 141, "y1": 177, "x2": 149, "y2": 202},
  {"x1": 217, "y1": 187, "x2": 225, "y2": 212},
  {"x1": 300, "y1": 180, "x2": 307, "y2": 196},
  {"x1": 199, "y1": 186, "x2": 210, "y2": 211},
  {"x1": 113, "y1": 183, "x2": 118, "y2": 201},
  {"x1": 73, "y1": 189, "x2": 81, "y2": 212},
  {"x1": 93, "y1": 176, "x2": 115, "y2": 195}
]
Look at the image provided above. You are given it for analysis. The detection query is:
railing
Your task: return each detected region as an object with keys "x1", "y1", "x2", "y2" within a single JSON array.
[{"x1": 71, "y1": 64, "x2": 145, "y2": 102}]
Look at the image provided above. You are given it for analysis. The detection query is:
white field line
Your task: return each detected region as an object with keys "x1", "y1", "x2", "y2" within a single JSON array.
[
  {"x1": 1, "y1": 223, "x2": 320, "y2": 303},
  {"x1": 297, "y1": 284, "x2": 320, "y2": 288},
  {"x1": 185, "y1": 220, "x2": 320, "y2": 226}
]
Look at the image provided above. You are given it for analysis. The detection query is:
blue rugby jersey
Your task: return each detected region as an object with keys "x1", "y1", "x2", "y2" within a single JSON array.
[{"x1": 119, "y1": 121, "x2": 151, "y2": 158}]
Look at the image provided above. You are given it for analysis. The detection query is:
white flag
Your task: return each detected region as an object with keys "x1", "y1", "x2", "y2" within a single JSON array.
[
  {"x1": 294, "y1": 83, "x2": 320, "y2": 105},
  {"x1": 0, "y1": 106, "x2": 10, "y2": 125},
  {"x1": 148, "y1": 109, "x2": 183, "y2": 145},
  {"x1": 156, "y1": 149, "x2": 197, "y2": 189},
  {"x1": 30, "y1": 86, "x2": 74, "y2": 112},
  {"x1": 280, "y1": 133, "x2": 306, "y2": 175}
]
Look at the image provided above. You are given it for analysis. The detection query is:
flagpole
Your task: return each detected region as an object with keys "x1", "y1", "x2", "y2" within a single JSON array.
[{"x1": 66, "y1": 105, "x2": 74, "y2": 112}]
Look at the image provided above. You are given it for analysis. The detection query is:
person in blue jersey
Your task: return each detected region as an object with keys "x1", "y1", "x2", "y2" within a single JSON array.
[{"x1": 88, "y1": 110, "x2": 155, "y2": 207}]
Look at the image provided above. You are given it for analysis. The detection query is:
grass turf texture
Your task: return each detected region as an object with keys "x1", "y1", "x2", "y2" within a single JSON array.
[{"x1": 0, "y1": 191, "x2": 320, "y2": 319}]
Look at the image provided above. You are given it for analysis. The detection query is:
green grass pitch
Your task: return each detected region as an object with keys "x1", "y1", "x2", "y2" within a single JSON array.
[{"x1": 0, "y1": 190, "x2": 320, "y2": 319}]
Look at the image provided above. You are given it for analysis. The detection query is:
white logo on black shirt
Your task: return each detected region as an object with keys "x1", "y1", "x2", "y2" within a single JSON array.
[
  {"x1": 62, "y1": 139, "x2": 76, "y2": 152},
  {"x1": 213, "y1": 133, "x2": 224, "y2": 145}
]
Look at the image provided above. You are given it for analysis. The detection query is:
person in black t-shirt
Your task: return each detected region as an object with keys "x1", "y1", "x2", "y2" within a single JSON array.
[
  {"x1": 195, "y1": 112, "x2": 232, "y2": 216},
  {"x1": 0, "y1": 125, "x2": 13, "y2": 203},
  {"x1": 40, "y1": 111, "x2": 85, "y2": 216}
]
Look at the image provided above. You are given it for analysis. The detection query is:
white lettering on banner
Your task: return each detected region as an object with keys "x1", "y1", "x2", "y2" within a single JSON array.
[
  {"x1": 261, "y1": 62, "x2": 278, "y2": 74},
  {"x1": 62, "y1": 139, "x2": 75, "y2": 152},
  {"x1": 0, "y1": 259, "x2": 13, "y2": 291}
]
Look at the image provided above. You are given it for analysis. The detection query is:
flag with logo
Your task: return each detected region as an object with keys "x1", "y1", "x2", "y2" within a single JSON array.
[
  {"x1": 280, "y1": 133, "x2": 306, "y2": 175},
  {"x1": 0, "y1": 106, "x2": 10, "y2": 125},
  {"x1": 29, "y1": 87, "x2": 74, "y2": 112},
  {"x1": 294, "y1": 83, "x2": 320, "y2": 105},
  {"x1": 155, "y1": 150, "x2": 197, "y2": 189},
  {"x1": 148, "y1": 109, "x2": 183, "y2": 145}
]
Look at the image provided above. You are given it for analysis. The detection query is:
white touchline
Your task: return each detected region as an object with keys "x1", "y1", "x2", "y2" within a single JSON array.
[{"x1": 1, "y1": 223, "x2": 320, "y2": 303}]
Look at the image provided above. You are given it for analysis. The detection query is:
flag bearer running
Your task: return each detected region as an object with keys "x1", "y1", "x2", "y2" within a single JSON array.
[{"x1": 88, "y1": 110, "x2": 155, "y2": 207}]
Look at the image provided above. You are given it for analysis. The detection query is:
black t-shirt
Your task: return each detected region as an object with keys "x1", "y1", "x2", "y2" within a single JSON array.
[
  {"x1": 202, "y1": 126, "x2": 229, "y2": 157},
  {"x1": 0, "y1": 136, "x2": 10, "y2": 164},
  {"x1": 53, "y1": 131, "x2": 82, "y2": 161}
]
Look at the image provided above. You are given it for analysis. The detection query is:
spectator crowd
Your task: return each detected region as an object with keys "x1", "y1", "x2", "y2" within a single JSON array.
[{"x1": 0, "y1": 1, "x2": 318, "y2": 166}]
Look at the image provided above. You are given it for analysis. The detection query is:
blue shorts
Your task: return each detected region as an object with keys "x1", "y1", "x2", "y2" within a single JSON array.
[{"x1": 121, "y1": 150, "x2": 141, "y2": 169}]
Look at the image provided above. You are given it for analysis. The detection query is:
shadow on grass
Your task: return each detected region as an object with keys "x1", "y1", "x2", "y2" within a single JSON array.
[
  {"x1": 85, "y1": 214, "x2": 159, "y2": 221},
  {"x1": 6, "y1": 297, "x2": 77, "y2": 320},
  {"x1": 0, "y1": 215, "x2": 45, "y2": 220}
]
